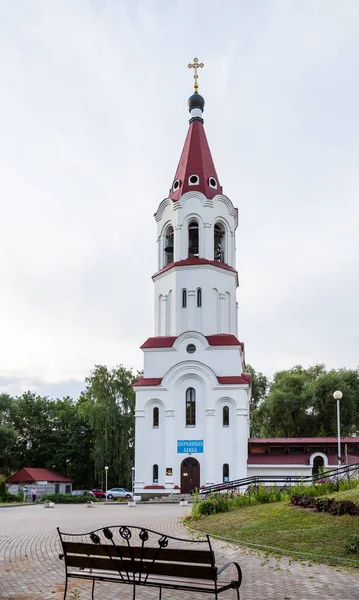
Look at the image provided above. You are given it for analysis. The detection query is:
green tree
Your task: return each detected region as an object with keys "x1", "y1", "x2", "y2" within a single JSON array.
[
  {"x1": 0, "y1": 394, "x2": 18, "y2": 474},
  {"x1": 245, "y1": 365, "x2": 269, "y2": 437},
  {"x1": 81, "y1": 365, "x2": 138, "y2": 489},
  {"x1": 9, "y1": 391, "x2": 56, "y2": 468},
  {"x1": 47, "y1": 396, "x2": 94, "y2": 487},
  {"x1": 257, "y1": 365, "x2": 359, "y2": 437}
]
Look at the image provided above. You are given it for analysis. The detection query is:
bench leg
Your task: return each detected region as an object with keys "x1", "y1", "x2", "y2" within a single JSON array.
[
  {"x1": 63, "y1": 577, "x2": 68, "y2": 600},
  {"x1": 91, "y1": 579, "x2": 95, "y2": 600},
  {"x1": 159, "y1": 585, "x2": 162, "y2": 600}
]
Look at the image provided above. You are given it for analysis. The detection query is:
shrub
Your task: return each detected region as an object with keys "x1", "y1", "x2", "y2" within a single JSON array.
[
  {"x1": 291, "y1": 495, "x2": 314, "y2": 508},
  {"x1": 347, "y1": 535, "x2": 359, "y2": 554},
  {"x1": 41, "y1": 494, "x2": 99, "y2": 504},
  {"x1": 329, "y1": 500, "x2": 358, "y2": 516},
  {"x1": 314, "y1": 497, "x2": 335, "y2": 512},
  {"x1": 291, "y1": 494, "x2": 358, "y2": 516},
  {"x1": 198, "y1": 499, "x2": 216, "y2": 516},
  {"x1": 0, "y1": 492, "x2": 22, "y2": 503}
]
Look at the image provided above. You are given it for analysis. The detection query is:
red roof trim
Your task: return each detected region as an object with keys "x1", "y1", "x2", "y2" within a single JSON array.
[
  {"x1": 140, "y1": 334, "x2": 244, "y2": 350},
  {"x1": 206, "y1": 334, "x2": 244, "y2": 350},
  {"x1": 217, "y1": 375, "x2": 251, "y2": 385},
  {"x1": 133, "y1": 377, "x2": 162, "y2": 387},
  {"x1": 152, "y1": 258, "x2": 238, "y2": 284},
  {"x1": 6, "y1": 467, "x2": 73, "y2": 483},
  {"x1": 133, "y1": 373, "x2": 250, "y2": 388},
  {"x1": 141, "y1": 337, "x2": 177, "y2": 349},
  {"x1": 169, "y1": 120, "x2": 222, "y2": 201},
  {"x1": 248, "y1": 437, "x2": 359, "y2": 444}
]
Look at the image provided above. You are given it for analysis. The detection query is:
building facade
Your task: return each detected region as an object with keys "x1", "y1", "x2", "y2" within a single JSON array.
[
  {"x1": 6, "y1": 467, "x2": 73, "y2": 497},
  {"x1": 133, "y1": 88, "x2": 251, "y2": 495}
]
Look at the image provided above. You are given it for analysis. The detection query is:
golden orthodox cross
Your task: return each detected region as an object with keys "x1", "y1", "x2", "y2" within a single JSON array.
[{"x1": 188, "y1": 57, "x2": 204, "y2": 92}]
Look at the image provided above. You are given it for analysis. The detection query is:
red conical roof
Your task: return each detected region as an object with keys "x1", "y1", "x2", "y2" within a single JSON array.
[{"x1": 169, "y1": 119, "x2": 222, "y2": 201}]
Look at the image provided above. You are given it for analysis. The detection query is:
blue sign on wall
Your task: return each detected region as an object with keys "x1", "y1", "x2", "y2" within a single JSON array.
[{"x1": 177, "y1": 440, "x2": 204, "y2": 454}]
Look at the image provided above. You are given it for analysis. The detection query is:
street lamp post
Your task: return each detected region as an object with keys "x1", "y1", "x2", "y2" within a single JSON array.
[
  {"x1": 105, "y1": 466, "x2": 109, "y2": 500},
  {"x1": 333, "y1": 391, "x2": 343, "y2": 467},
  {"x1": 131, "y1": 467, "x2": 135, "y2": 495}
]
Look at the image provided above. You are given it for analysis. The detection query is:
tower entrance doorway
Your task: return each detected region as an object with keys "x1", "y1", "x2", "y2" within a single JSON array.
[
  {"x1": 312, "y1": 455, "x2": 324, "y2": 477},
  {"x1": 180, "y1": 457, "x2": 200, "y2": 493}
]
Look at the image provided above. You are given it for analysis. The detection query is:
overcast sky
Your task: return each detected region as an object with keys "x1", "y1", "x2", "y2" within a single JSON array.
[{"x1": 1, "y1": 0, "x2": 358, "y2": 399}]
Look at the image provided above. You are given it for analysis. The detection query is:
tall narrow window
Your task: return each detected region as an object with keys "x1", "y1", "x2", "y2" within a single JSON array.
[
  {"x1": 153, "y1": 407, "x2": 159, "y2": 427},
  {"x1": 197, "y1": 288, "x2": 202, "y2": 307},
  {"x1": 188, "y1": 220, "x2": 199, "y2": 257},
  {"x1": 223, "y1": 405, "x2": 229, "y2": 426},
  {"x1": 214, "y1": 222, "x2": 225, "y2": 262},
  {"x1": 164, "y1": 225, "x2": 174, "y2": 265},
  {"x1": 182, "y1": 289, "x2": 187, "y2": 308},
  {"x1": 186, "y1": 388, "x2": 196, "y2": 426},
  {"x1": 153, "y1": 464, "x2": 158, "y2": 483},
  {"x1": 223, "y1": 463, "x2": 229, "y2": 482}
]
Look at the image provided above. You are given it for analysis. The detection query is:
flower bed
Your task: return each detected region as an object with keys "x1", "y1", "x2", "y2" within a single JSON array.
[{"x1": 291, "y1": 494, "x2": 358, "y2": 516}]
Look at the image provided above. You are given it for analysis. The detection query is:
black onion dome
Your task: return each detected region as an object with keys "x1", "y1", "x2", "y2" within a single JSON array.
[{"x1": 188, "y1": 92, "x2": 205, "y2": 112}]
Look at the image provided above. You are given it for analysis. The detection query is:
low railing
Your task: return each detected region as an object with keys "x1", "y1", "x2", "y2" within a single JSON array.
[{"x1": 194, "y1": 462, "x2": 359, "y2": 498}]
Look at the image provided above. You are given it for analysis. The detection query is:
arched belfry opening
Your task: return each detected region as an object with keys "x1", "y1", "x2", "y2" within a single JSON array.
[
  {"x1": 164, "y1": 225, "x2": 174, "y2": 265},
  {"x1": 214, "y1": 222, "x2": 225, "y2": 262},
  {"x1": 188, "y1": 220, "x2": 199, "y2": 258}
]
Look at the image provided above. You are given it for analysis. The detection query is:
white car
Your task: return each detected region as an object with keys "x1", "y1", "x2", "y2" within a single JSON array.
[{"x1": 106, "y1": 488, "x2": 133, "y2": 500}]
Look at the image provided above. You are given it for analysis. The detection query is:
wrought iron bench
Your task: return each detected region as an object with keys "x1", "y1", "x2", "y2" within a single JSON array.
[{"x1": 58, "y1": 524, "x2": 242, "y2": 599}]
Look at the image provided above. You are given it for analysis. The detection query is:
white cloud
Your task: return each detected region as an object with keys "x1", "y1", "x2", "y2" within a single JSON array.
[{"x1": 0, "y1": 0, "x2": 358, "y2": 396}]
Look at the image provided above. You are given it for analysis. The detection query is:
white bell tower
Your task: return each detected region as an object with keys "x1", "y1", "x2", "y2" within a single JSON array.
[{"x1": 134, "y1": 61, "x2": 251, "y2": 496}]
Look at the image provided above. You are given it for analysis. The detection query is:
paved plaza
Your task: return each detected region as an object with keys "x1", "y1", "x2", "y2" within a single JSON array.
[{"x1": 0, "y1": 503, "x2": 358, "y2": 600}]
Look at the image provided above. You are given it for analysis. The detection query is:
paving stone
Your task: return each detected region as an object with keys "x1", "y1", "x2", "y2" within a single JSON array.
[{"x1": 0, "y1": 504, "x2": 358, "y2": 599}]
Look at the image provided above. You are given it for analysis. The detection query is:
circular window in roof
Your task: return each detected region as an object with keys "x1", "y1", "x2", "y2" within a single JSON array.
[
  {"x1": 209, "y1": 177, "x2": 217, "y2": 189},
  {"x1": 172, "y1": 179, "x2": 180, "y2": 192},
  {"x1": 189, "y1": 174, "x2": 199, "y2": 185},
  {"x1": 186, "y1": 344, "x2": 196, "y2": 354}
]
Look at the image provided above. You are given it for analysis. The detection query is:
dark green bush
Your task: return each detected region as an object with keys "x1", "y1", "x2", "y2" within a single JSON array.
[
  {"x1": 198, "y1": 499, "x2": 216, "y2": 516},
  {"x1": 41, "y1": 494, "x2": 99, "y2": 504},
  {"x1": 0, "y1": 492, "x2": 22, "y2": 503}
]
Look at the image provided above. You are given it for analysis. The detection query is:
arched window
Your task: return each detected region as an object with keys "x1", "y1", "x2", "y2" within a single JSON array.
[
  {"x1": 223, "y1": 406, "x2": 229, "y2": 426},
  {"x1": 164, "y1": 225, "x2": 174, "y2": 266},
  {"x1": 197, "y1": 288, "x2": 202, "y2": 307},
  {"x1": 188, "y1": 220, "x2": 199, "y2": 258},
  {"x1": 186, "y1": 388, "x2": 196, "y2": 426},
  {"x1": 182, "y1": 289, "x2": 187, "y2": 308},
  {"x1": 153, "y1": 407, "x2": 159, "y2": 428},
  {"x1": 223, "y1": 463, "x2": 229, "y2": 482},
  {"x1": 214, "y1": 222, "x2": 225, "y2": 263},
  {"x1": 153, "y1": 464, "x2": 158, "y2": 483}
]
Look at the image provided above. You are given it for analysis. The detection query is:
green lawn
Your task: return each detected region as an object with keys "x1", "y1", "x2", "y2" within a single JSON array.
[{"x1": 190, "y1": 488, "x2": 359, "y2": 567}]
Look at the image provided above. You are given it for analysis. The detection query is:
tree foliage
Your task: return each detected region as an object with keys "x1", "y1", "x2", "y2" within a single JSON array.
[
  {"x1": 257, "y1": 365, "x2": 359, "y2": 437},
  {"x1": 245, "y1": 365, "x2": 269, "y2": 437},
  {"x1": 80, "y1": 365, "x2": 138, "y2": 489},
  {"x1": 0, "y1": 365, "x2": 138, "y2": 489}
]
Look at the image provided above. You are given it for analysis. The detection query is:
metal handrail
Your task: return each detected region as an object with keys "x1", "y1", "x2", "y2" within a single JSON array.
[{"x1": 195, "y1": 462, "x2": 359, "y2": 498}]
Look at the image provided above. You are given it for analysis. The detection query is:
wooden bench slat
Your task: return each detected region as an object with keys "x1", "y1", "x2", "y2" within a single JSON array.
[
  {"x1": 62, "y1": 542, "x2": 213, "y2": 564},
  {"x1": 66, "y1": 555, "x2": 215, "y2": 580}
]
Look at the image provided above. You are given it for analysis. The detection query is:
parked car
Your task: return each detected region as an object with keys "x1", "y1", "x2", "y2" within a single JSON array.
[
  {"x1": 71, "y1": 490, "x2": 95, "y2": 497},
  {"x1": 106, "y1": 488, "x2": 133, "y2": 500},
  {"x1": 91, "y1": 489, "x2": 106, "y2": 498}
]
